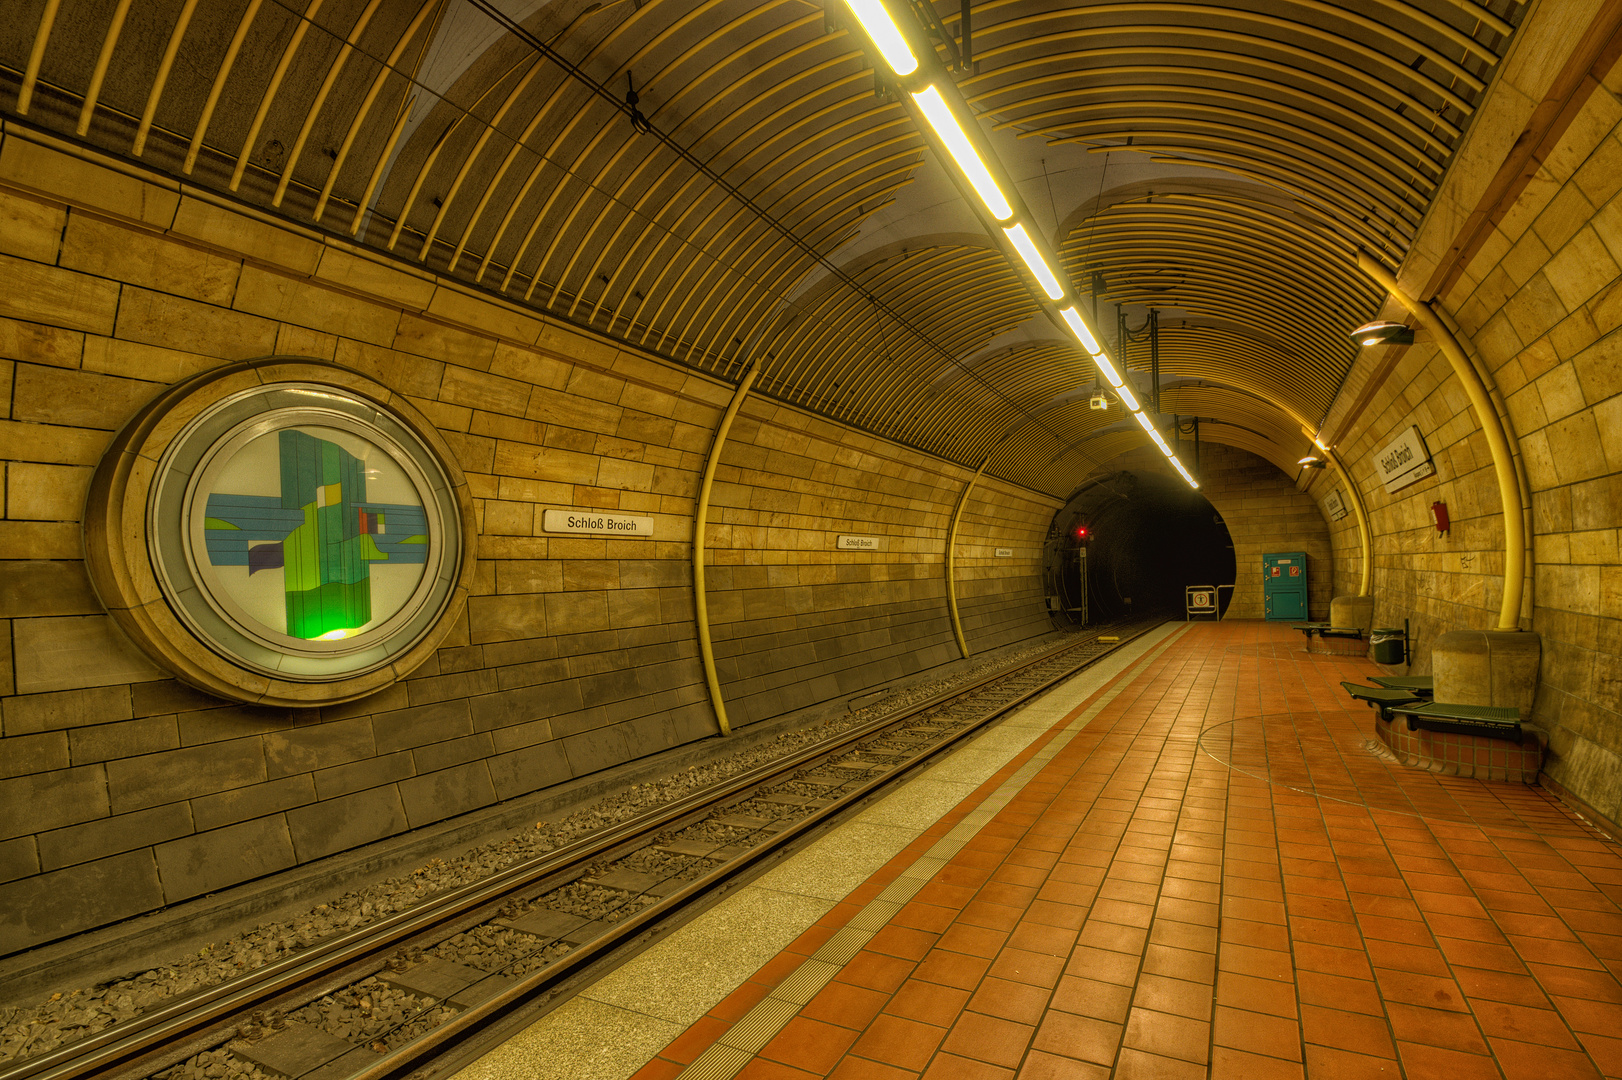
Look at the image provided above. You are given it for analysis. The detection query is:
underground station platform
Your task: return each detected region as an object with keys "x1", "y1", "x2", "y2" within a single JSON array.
[
  {"x1": 449, "y1": 621, "x2": 1622, "y2": 1080},
  {"x1": 4, "y1": 3, "x2": 1622, "y2": 1079}
]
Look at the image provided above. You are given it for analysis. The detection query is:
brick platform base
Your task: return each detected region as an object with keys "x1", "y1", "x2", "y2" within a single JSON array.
[{"x1": 1375, "y1": 714, "x2": 1543, "y2": 783}]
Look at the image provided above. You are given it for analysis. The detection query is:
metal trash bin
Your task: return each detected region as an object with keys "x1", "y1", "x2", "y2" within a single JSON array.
[{"x1": 1371, "y1": 627, "x2": 1406, "y2": 665}]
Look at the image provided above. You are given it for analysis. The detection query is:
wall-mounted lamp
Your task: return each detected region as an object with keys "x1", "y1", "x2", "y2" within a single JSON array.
[
  {"x1": 1351, "y1": 320, "x2": 1415, "y2": 348},
  {"x1": 1297, "y1": 455, "x2": 1327, "y2": 470}
]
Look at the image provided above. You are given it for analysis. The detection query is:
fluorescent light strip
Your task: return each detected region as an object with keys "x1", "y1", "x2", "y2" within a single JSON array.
[
  {"x1": 1116, "y1": 383, "x2": 1139, "y2": 410},
  {"x1": 1133, "y1": 410, "x2": 1155, "y2": 432},
  {"x1": 1149, "y1": 428, "x2": 1171, "y2": 453},
  {"x1": 912, "y1": 86, "x2": 1012, "y2": 221},
  {"x1": 1003, "y1": 223, "x2": 1063, "y2": 299},
  {"x1": 845, "y1": 0, "x2": 917, "y2": 75},
  {"x1": 1059, "y1": 306, "x2": 1102, "y2": 355}
]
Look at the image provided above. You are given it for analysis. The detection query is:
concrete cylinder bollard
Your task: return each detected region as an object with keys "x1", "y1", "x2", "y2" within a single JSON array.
[
  {"x1": 1431, "y1": 629, "x2": 1541, "y2": 720},
  {"x1": 1329, "y1": 595, "x2": 1375, "y2": 637}
]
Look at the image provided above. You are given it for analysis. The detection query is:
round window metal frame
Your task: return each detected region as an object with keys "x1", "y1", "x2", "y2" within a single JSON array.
[
  {"x1": 83, "y1": 359, "x2": 476, "y2": 707},
  {"x1": 149, "y1": 385, "x2": 459, "y2": 681}
]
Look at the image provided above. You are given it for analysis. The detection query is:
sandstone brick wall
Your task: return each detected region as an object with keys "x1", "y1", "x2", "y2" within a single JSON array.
[
  {"x1": 1109, "y1": 445, "x2": 1332, "y2": 622},
  {"x1": 0, "y1": 128, "x2": 1059, "y2": 955},
  {"x1": 954, "y1": 479, "x2": 1056, "y2": 648},
  {"x1": 1316, "y1": 56, "x2": 1622, "y2": 820},
  {"x1": 1197, "y1": 445, "x2": 1332, "y2": 621},
  {"x1": 705, "y1": 407, "x2": 1054, "y2": 726}
]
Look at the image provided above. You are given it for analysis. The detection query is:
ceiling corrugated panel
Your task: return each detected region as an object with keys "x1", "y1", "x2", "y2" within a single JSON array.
[{"x1": 0, "y1": 0, "x2": 1523, "y2": 495}]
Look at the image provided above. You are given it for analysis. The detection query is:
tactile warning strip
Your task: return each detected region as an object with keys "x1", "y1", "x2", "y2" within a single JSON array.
[{"x1": 670, "y1": 628, "x2": 1190, "y2": 1079}]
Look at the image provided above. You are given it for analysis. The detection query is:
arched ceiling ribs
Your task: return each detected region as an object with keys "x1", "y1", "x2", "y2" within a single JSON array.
[
  {"x1": 969, "y1": 5, "x2": 1487, "y2": 114},
  {"x1": 1031, "y1": 101, "x2": 1439, "y2": 203},
  {"x1": 966, "y1": 48, "x2": 1462, "y2": 150},
  {"x1": 998, "y1": 87, "x2": 1445, "y2": 190},
  {"x1": 1, "y1": 0, "x2": 1525, "y2": 497},
  {"x1": 1082, "y1": 142, "x2": 1416, "y2": 258}
]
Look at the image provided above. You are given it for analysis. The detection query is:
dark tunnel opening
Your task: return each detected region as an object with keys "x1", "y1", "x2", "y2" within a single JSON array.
[{"x1": 1043, "y1": 470, "x2": 1237, "y2": 625}]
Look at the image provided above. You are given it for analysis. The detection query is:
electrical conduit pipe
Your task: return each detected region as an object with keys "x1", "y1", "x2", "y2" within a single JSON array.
[
  {"x1": 945, "y1": 455, "x2": 992, "y2": 659},
  {"x1": 1356, "y1": 251, "x2": 1526, "y2": 630},
  {"x1": 691, "y1": 358, "x2": 762, "y2": 736}
]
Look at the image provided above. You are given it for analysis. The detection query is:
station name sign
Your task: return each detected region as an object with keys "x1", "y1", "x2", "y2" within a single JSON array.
[
  {"x1": 994, "y1": 548, "x2": 1014, "y2": 558},
  {"x1": 1372, "y1": 425, "x2": 1436, "y2": 494},
  {"x1": 542, "y1": 509, "x2": 653, "y2": 537},
  {"x1": 1323, "y1": 489, "x2": 1348, "y2": 521},
  {"x1": 836, "y1": 535, "x2": 888, "y2": 551}
]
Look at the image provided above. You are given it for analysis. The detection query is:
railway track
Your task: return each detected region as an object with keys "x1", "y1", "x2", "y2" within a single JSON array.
[{"x1": 1, "y1": 619, "x2": 1164, "y2": 1080}]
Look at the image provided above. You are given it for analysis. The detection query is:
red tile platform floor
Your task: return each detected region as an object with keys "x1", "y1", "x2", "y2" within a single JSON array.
[{"x1": 633, "y1": 621, "x2": 1622, "y2": 1080}]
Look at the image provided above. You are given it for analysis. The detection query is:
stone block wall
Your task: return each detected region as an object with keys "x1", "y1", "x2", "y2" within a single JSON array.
[
  {"x1": 1111, "y1": 445, "x2": 1332, "y2": 621},
  {"x1": 704, "y1": 407, "x2": 1054, "y2": 727},
  {"x1": 1315, "y1": 54, "x2": 1622, "y2": 820},
  {"x1": 954, "y1": 480, "x2": 1057, "y2": 648},
  {"x1": 0, "y1": 128, "x2": 1059, "y2": 955}
]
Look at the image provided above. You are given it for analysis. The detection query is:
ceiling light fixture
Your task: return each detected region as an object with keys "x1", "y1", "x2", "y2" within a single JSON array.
[
  {"x1": 842, "y1": 2, "x2": 1197, "y2": 492},
  {"x1": 1003, "y1": 223, "x2": 1063, "y2": 299},
  {"x1": 1059, "y1": 307, "x2": 1102, "y2": 355},
  {"x1": 844, "y1": 0, "x2": 917, "y2": 75},
  {"x1": 1351, "y1": 320, "x2": 1414, "y2": 348},
  {"x1": 911, "y1": 86, "x2": 1012, "y2": 221},
  {"x1": 1297, "y1": 455, "x2": 1327, "y2": 469}
]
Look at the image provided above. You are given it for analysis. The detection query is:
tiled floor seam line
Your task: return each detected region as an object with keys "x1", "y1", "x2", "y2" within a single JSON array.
[
  {"x1": 886, "y1": 628, "x2": 1210, "y2": 1080},
  {"x1": 1238, "y1": 634, "x2": 1461, "y2": 1076},
  {"x1": 1408, "y1": 789, "x2": 1608, "y2": 1075},
  {"x1": 676, "y1": 629, "x2": 1197, "y2": 1078},
  {"x1": 924, "y1": 629, "x2": 1211, "y2": 1080},
  {"x1": 1099, "y1": 637, "x2": 1220, "y2": 1078},
  {"x1": 1274, "y1": 646, "x2": 1606, "y2": 1075},
  {"x1": 669, "y1": 624, "x2": 1196, "y2": 1080},
  {"x1": 664, "y1": 621, "x2": 1195, "y2": 1025},
  {"x1": 1338, "y1": 744, "x2": 1502, "y2": 1076}
]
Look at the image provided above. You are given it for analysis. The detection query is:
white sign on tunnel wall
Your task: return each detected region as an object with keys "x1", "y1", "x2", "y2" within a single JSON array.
[
  {"x1": 1323, "y1": 489, "x2": 1348, "y2": 521},
  {"x1": 836, "y1": 535, "x2": 889, "y2": 551},
  {"x1": 541, "y1": 509, "x2": 654, "y2": 537},
  {"x1": 1372, "y1": 425, "x2": 1437, "y2": 494}
]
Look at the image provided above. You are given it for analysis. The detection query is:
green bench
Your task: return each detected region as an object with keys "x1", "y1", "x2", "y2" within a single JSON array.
[
  {"x1": 1340, "y1": 681, "x2": 1424, "y2": 722},
  {"x1": 1371, "y1": 675, "x2": 1433, "y2": 697},
  {"x1": 1292, "y1": 623, "x2": 1364, "y2": 642},
  {"x1": 1389, "y1": 701, "x2": 1523, "y2": 742}
]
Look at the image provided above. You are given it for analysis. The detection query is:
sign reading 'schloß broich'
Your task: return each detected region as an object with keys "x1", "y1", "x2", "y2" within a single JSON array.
[
  {"x1": 836, "y1": 535, "x2": 888, "y2": 551},
  {"x1": 1372, "y1": 425, "x2": 1436, "y2": 494},
  {"x1": 542, "y1": 509, "x2": 654, "y2": 537}
]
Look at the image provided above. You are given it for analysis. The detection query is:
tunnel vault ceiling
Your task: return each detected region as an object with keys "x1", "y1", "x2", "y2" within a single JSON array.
[{"x1": 1, "y1": 0, "x2": 1523, "y2": 496}]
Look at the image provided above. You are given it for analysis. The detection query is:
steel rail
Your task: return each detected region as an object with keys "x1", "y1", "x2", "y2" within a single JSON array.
[
  {"x1": 348, "y1": 620, "x2": 1163, "y2": 1080},
  {"x1": 1, "y1": 621, "x2": 1159, "y2": 1080}
]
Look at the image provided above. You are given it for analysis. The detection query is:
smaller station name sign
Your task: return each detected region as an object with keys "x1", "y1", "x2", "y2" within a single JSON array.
[
  {"x1": 542, "y1": 509, "x2": 653, "y2": 537},
  {"x1": 994, "y1": 548, "x2": 1014, "y2": 558},
  {"x1": 1323, "y1": 489, "x2": 1348, "y2": 521},
  {"x1": 836, "y1": 535, "x2": 888, "y2": 551}
]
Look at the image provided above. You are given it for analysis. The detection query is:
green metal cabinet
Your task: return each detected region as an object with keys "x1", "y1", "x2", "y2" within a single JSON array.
[{"x1": 1263, "y1": 551, "x2": 1307, "y2": 620}]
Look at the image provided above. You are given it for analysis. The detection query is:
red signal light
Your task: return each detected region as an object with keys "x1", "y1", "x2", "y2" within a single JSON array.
[{"x1": 1076, "y1": 526, "x2": 1088, "y2": 539}]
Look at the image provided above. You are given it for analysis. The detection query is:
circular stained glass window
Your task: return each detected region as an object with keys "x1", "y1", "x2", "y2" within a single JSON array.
[{"x1": 148, "y1": 383, "x2": 463, "y2": 682}]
